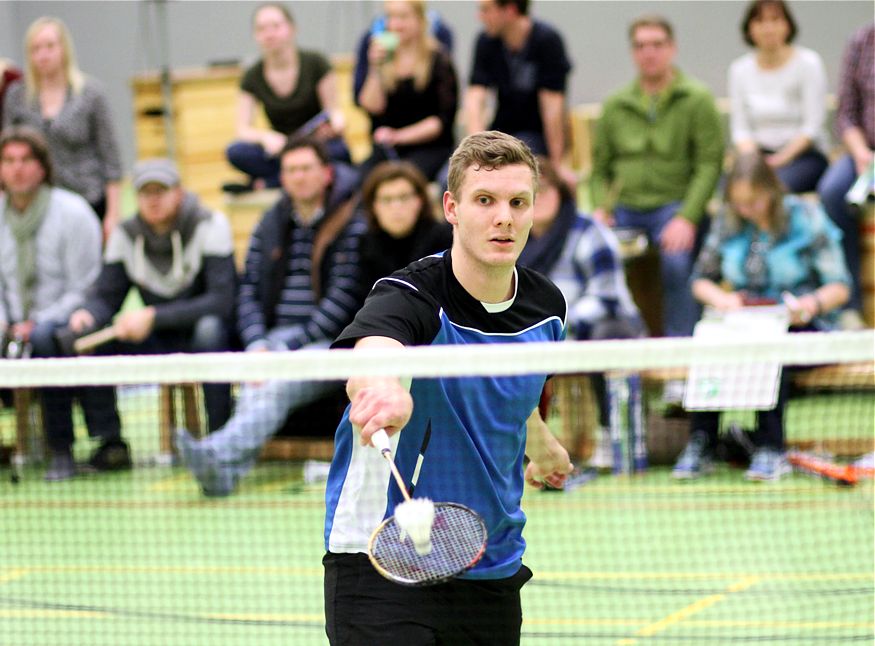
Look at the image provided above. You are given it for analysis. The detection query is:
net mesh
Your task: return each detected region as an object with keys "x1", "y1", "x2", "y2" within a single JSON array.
[{"x1": 1, "y1": 330, "x2": 872, "y2": 645}]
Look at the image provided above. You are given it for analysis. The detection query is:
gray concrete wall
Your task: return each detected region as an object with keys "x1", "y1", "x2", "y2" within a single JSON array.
[{"x1": 2, "y1": 0, "x2": 871, "y2": 172}]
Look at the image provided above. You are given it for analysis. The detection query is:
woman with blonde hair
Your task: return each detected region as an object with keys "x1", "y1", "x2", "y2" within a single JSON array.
[
  {"x1": 357, "y1": 0, "x2": 458, "y2": 181},
  {"x1": 3, "y1": 16, "x2": 122, "y2": 236}
]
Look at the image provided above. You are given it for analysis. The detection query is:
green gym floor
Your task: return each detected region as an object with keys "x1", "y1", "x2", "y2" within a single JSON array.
[{"x1": 1, "y1": 389, "x2": 872, "y2": 645}]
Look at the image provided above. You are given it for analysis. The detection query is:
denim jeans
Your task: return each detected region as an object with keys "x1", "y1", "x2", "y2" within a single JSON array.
[
  {"x1": 817, "y1": 154, "x2": 861, "y2": 311},
  {"x1": 30, "y1": 320, "x2": 122, "y2": 452},
  {"x1": 613, "y1": 202, "x2": 700, "y2": 337},
  {"x1": 198, "y1": 331, "x2": 341, "y2": 470},
  {"x1": 769, "y1": 147, "x2": 828, "y2": 194}
]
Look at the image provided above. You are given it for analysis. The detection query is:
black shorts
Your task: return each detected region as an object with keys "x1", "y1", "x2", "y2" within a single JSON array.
[{"x1": 323, "y1": 552, "x2": 532, "y2": 645}]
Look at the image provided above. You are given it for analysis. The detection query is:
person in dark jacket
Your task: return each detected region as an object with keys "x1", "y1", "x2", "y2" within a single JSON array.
[{"x1": 176, "y1": 137, "x2": 366, "y2": 497}]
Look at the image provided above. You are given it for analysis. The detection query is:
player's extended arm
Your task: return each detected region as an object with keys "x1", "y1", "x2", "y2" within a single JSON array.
[
  {"x1": 524, "y1": 407, "x2": 573, "y2": 489},
  {"x1": 347, "y1": 336, "x2": 414, "y2": 446}
]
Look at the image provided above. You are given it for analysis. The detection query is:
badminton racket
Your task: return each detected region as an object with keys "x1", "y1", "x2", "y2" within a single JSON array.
[
  {"x1": 787, "y1": 451, "x2": 872, "y2": 486},
  {"x1": 72, "y1": 326, "x2": 118, "y2": 354},
  {"x1": 367, "y1": 429, "x2": 487, "y2": 586}
]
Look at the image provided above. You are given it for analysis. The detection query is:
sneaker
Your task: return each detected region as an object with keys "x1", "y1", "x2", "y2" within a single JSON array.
[
  {"x1": 745, "y1": 448, "x2": 791, "y2": 481},
  {"x1": 662, "y1": 379, "x2": 686, "y2": 405},
  {"x1": 588, "y1": 428, "x2": 613, "y2": 470},
  {"x1": 44, "y1": 449, "x2": 76, "y2": 481},
  {"x1": 672, "y1": 432, "x2": 714, "y2": 480},
  {"x1": 88, "y1": 440, "x2": 132, "y2": 472},
  {"x1": 175, "y1": 429, "x2": 238, "y2": 497}
]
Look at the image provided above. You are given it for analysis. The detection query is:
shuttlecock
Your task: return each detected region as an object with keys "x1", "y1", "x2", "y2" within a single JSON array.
[{"x1": 394, "y1": 498, "x2": 435, "y2": 556}]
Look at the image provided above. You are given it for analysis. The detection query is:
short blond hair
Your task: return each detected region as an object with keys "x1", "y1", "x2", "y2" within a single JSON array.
[
  {"x1": 446, "y1": 131, "x2": 539, "y2": 197},
  {"x1": 24, "y1": 17, "x2": 85, "y2": 102}
]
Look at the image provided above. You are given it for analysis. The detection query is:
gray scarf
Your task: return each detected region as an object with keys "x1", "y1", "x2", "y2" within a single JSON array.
[{"x1": 4, "y1": 185, "x2": 51, "y2": 320}]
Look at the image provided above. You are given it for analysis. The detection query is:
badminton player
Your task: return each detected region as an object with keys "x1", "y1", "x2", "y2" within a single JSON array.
[{"x1": 323, "y1": 131, "x2": 573, "y2": 644}]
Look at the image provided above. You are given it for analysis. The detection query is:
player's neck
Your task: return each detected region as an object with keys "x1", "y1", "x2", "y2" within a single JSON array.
[{"x1": 452, "y1": 251, "x2": 515, "y2": 304}]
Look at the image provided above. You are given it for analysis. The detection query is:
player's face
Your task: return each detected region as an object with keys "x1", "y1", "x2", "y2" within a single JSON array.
[
  {"x1": 630, "y1": 25, "x2": 676, "y2": 82},
  {"x1": 444, "y1": 163, "x2": 534, "y2": 271},
  {"x1": 136, "y1": 183, "x2": 183, "y2": 233},
  {"x1": 728, "y1": 180, "x2": 773, "y2": 229},
  {"x1": 280, "y1": 147, "x2": 332, "y2": 210},
  {"x1": 29, "y1": 24, "x2": 65, "y2": 78},
  {"x1": 0, "y1": 141, "x2": 46, "y2": 198},
  {"x1": 385, "y1": 1, "x2": 423, "y2": 45},
  {"x1": 373, "y1": 177, "x2": 422, "y2": 239},
  {"x1": 253, "y1": 6, "x2": 294, "y2": 53}
]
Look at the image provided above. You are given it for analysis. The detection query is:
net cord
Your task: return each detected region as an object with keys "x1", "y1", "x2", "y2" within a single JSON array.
[{"x1": 0, "y1": 330, "x2": 871, "y2": 387}]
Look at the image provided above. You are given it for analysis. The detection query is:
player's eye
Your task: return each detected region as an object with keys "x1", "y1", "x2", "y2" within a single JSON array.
[
  {"x1": 510, "y1": 198, "x2": 528, "y2": 208},
  {"x1": 477, "y1": 195, "x2": 492, "y2": 206}
]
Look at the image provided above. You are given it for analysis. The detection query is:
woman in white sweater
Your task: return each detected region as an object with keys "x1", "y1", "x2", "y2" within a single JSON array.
[{"x1": 728, "y1": 0, "x2": 828, "y2": 193}]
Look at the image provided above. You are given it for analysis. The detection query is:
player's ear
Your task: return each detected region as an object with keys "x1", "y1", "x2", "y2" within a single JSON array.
[{"x1": 443, "y1": 191, "x2": 459, "y2": 226}]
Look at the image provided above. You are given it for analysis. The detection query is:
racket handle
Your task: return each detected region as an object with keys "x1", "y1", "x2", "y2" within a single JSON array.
[{"x1": 371, "y1": 428, "x2": 391, "y2": 453}]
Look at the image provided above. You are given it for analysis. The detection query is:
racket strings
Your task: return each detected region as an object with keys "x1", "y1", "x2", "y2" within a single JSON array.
[{"x1": 370, "y1": 503, "x2": 487, "y2": 586}]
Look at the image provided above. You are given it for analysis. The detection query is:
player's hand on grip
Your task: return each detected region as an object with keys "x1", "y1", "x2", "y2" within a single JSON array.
[
  {"x1": 525, "y1": 448, "x2": 573, "y2": 489},
  {"x1": 349, "y1": 380, "x2": 413, "y2": 446}
]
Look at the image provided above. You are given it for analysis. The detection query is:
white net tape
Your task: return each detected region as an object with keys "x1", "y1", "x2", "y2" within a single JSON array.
[{"x1": 1, "y1": 331, "x2": 871, "y2": 387}]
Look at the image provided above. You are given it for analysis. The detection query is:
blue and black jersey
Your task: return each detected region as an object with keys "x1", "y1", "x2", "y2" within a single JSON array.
[{"x1": 324, "y1": 250, "x2": 566, "y2": 579}]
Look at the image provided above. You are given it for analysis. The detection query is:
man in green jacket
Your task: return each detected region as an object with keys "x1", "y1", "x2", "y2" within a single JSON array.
[{"x1": 591, "y1": 14, "x2": 723, "y2": 338}]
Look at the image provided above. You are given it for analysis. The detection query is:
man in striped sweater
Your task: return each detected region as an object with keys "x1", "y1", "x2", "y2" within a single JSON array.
[{"x1": 177, "y1": 137, "x2": 366, "y2": 497}]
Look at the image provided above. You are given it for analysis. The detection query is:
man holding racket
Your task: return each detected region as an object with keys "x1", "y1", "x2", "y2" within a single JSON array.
[{"x1": 324, "y1": 131, "x2": 572, "y2": 644}]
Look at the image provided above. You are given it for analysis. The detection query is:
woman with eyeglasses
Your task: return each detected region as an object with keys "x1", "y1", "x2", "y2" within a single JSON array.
[
  {"x1": 358, "y1": 161, "x2": 451, "y2": 293},
  {"x1": 672, "y1": 152, "x2": 850, "y2": 482}
]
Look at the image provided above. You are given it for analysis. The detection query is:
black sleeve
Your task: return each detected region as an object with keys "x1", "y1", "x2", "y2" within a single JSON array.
[
  {"x1": 84, "y1": 261, "x2": 131, "y2": 328},
  {"x1": 535, "y1": 27, "x2": 571, "y2": 92},
  {"x1": 331, "y1": 277, "x2": 441, "y2": 349},
  {"x1": 468, "y1": 34, "x2": 493, "y2": 87}
]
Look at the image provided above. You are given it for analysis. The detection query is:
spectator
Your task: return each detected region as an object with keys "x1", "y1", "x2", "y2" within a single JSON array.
[
  {"x1": 729, "y1": 0, "x2": 829, "y2": 193},
  {"x1": 359, "y1": 160, "x2": 452, "y2": 291},
  {"x1": 0, "y1": 126, "x2": 124, "y2": 481},
  {"x1": 66, "y1": 158, "x2": 236, "y2": 434},
  {"x1": 352, "y1": 4, "x2": 454, "y2": 98},
  {"x1": 225, "y1": 2, "x2": 349, "y2": 190},
  {"x1": 673, "y1": 152, "x2": 850, "y2": 482},
  {"x1": 177, "y1": 137, "x2": 366, "y2": 497},
  {"x1": 462, "y1": 0, "x2": 575, "y2": 187},
  {"x1": 590, "y1": 14, "x2": 724, "y2": 339},
  {"x1": 520, "y1": 157, "x2": 645, "y2": 467},
  {"x1": 3, "y1": 17, "x2": 122, "y2": 238},
  {"x1": 0, "y1": 59, "x2": 21, "y2": 127},
  {"x1": 356, "y1": 0, "x2": 459, "y2": 182},
  {"x1": 817, "y1": 23, "x2": 874, "y2": 328},
  {"x1": 323, "y1": 132, "x2": 571, "y2": 644}
]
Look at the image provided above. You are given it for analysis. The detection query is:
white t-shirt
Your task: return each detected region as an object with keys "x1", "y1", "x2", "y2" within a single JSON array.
[{"x1": 728, "y1": 46, "x2": 828, "y2": 152}]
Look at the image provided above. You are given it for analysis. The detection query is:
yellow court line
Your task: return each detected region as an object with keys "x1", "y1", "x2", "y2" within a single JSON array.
[
  {"x1": 21, "y1": 564, "x2": 323, "y2": 577},
  {"x1": 0, "y1": 569, "x2": 29, "y2": 585},
  {"x1": 147, "y1": 473, "x2": 197, "y2": 492},
  {"x1": 615, "y1": 576, "x2": 761, "y2": 646},
  {"x1": 536, "y1": 570, "x2": 871, "y2": 581},
  {"x1": 523, "y1": 616, "x2": 873, "y2": 630},
  {"x1": 204, "y1": 612, "x2": 323, "y2": 622}
]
